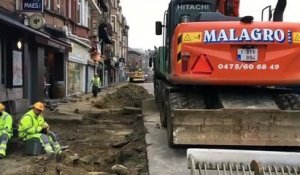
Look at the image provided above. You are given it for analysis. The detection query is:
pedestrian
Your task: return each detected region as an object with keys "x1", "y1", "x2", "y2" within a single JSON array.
[
  {"x1": 0, "y1": 103, "x2": 13, "y2": 159},
  {"x1": 91, "y1": 73, "x2": 101, "y2": 97},
  {"x1": 18, "y1": 102, "x2": 61, "y2": 156}
]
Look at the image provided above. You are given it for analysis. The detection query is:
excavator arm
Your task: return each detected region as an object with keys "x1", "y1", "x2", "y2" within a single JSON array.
[
  {"x1": 218, "y1": 0, "x2": 240, "y2": 17},
  {"x1": 218, "y1": 0, "x2": 287, "y2": 20}
]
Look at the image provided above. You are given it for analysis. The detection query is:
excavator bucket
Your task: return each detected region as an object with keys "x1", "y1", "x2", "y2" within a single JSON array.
[
  {"x1": 172, "y1": 109, "x2": 300, "y2": 146},
  {"x1": 187, "y1": 148, "x2": 300, "y2": 175}
]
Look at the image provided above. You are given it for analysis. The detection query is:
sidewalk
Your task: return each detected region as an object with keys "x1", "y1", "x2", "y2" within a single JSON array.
[{"x1": 43, "y1": 83, "x2": 127, "y2": 122}]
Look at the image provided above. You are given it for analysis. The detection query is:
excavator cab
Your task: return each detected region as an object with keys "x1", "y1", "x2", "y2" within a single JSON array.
[{"x1": 156, "y1": 0, "x2": 218, "y2": 35}]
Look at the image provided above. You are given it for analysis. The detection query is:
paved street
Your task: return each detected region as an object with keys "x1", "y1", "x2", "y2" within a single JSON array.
[{"x1": 140, "y1": 83, "x2": 189, "y2": 175}]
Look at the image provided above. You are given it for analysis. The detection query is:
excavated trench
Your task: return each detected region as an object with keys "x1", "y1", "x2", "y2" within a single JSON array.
[{"x1": 1, "y1": 84, "x2": 152, "y2": 175}]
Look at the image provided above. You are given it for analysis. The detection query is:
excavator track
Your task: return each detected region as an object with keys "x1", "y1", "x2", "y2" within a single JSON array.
[
  {"x1": 274, "y1": 94, "x2": 300, "y2": 110},
  {"x1": 166, "y1": 91, "x2": 206, "y2": 146}
]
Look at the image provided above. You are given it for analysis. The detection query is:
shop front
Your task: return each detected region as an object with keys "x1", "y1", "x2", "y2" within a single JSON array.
[
  {"x1": 67, "y1": 41, "x2": 90, "y2": 96},
  {"x1": 1, "y1": 9, "x2": 71, "y2": 113},
  {"x1": 35, "y1": 35, "x2": 71, "y2": 100},
  {"x1": 0, "y1": 11, "x2": 50, "y2": 113}
]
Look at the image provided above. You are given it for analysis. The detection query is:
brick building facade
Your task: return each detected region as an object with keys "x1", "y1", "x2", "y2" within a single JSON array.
[{"x1": 0, "y1": 0, "x2": 129, "y2": 114}]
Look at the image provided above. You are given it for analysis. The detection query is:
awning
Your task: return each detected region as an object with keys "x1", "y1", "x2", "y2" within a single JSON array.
[
  {"x1": 0, "y1": 12, "x2": 71, "y2": 52},
  {"x1": 0, "y1": 12, "x2": 49, "y2": 39}
]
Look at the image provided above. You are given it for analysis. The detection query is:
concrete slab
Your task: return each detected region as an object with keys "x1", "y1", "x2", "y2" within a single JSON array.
[
  {"x1": 140, "y1": 83, "x2": 189, "y2": 175},
  {"x1": 142, "y1": 98, "x2": 158, "y2": 116},
  {"x1": 44, "y1": 114, "x2": 84, "y2": 122},
  {"x1": 123, "y1": 106, "x2": 142, "y2": 114},
  {"x1": 144, "y1": 113, "x2": 189, "y2": 175}
]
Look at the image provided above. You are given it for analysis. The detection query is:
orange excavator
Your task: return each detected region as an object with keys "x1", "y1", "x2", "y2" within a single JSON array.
[{"x1": 152, "y1": 0, "x2": 300, "y2": 172}]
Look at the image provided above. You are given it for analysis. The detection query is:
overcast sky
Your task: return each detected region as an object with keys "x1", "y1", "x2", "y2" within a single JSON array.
[{"x1": 120, "y1": 0, "x2": 300, "y2": 50}]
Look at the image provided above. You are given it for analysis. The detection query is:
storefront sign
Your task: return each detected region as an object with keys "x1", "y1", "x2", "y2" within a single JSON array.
[
  {"x1": 22, "y1": 0, "x2": 43, "y2": 12},
  {"x1": 35, "y1": 35, "x2": 72, "y2": 52},
  {"x1": 28, "y1": 14, "x2": 45, "y2": 29},
  {"x1": 69, "y1": 42, "x2": 89, "y2": 64}
]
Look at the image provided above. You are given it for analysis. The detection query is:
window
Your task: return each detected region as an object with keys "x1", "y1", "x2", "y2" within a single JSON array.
[
  {"x1": 112, "y1": 40, "x2": 116, "y2": 56},
  {"x1": 111, "y1": 15, "x2": 116, "y2": 32},
  {"x1": 16, "y1": 0, "x2": 21, "y2": 10},
  {"x1": 67, "y1": 0, "x2": 71, "y2": 18},
  {"x1": 77, "y1": 0, "x2": 81, "y2": 24},
  {"x1": 46, "y1": 0, "x2": 52, "y2": 10},
  {"x1": 84, "y1": 0, "x2": 89, "y2": 27},
  {"x1": 88, "y1": 7, "x2": 91, "y2": 28},
  {"x1": 57, "y1": 0, "x2": 61, "y2": 13}
]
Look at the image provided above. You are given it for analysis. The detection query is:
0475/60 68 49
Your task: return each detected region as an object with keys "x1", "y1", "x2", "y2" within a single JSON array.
[{"x1": 217, "y1": 64, "x2": 280, "y2": 71}]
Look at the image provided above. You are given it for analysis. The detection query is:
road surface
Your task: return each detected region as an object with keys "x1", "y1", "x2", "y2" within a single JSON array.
[{"x1": 139, "y1": 83, "x2": 189, "y2": 175}]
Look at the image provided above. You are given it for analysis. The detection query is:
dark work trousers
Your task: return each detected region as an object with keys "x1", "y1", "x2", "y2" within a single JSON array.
[{"x1": 92, "y1": 85, "x2": 98, "y2": 97}]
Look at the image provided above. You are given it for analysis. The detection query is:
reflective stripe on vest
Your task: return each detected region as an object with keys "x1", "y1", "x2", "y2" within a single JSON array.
[{"x1": 2, "y1": 114, "x2": 9, "y2": 121}]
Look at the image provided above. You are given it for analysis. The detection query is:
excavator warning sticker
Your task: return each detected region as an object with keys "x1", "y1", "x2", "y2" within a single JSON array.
[
  {"x1": 182, "y1": 32, "x2": 202, "y2": 43},
  {"x1": 293, "y1": 32, "x2": 300, "y2": 43}
]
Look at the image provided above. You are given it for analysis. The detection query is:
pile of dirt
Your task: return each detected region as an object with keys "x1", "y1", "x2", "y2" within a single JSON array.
[{"x1": 95, "y1": 84, "x2": 152, "y2": 109}]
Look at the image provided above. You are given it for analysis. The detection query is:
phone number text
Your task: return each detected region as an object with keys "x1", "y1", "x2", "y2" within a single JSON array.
[{"x1": 217, "y1": 64, "x2": 280, "y2": 71}]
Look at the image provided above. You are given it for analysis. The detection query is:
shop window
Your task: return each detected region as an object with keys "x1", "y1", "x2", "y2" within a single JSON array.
[{"x1": 67, "y1": 62, "x2": 82, "y2": 95}]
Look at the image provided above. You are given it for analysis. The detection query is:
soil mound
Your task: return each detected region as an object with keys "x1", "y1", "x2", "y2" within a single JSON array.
[{"x1": 95, "y1": 84, "x2": 152, "y2": 108}]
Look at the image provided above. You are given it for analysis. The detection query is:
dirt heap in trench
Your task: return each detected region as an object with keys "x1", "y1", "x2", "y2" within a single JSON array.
[{"x1": 95, "y1": 84, "x2": 152, "y2": 108}]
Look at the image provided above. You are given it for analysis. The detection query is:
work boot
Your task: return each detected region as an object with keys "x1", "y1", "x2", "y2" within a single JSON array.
[
  {"x1": 44, "y1": 144, "x2": 54, "y2": 155},
  {"x1": 52, "y1": 142, "x2": 61, "y2": 152},
  {"x1": 55, "y1": 146, "x2": 69, "y2": 162},
  {"x1": 0, "y1": 148, "x2": 6, "y2": 159}
]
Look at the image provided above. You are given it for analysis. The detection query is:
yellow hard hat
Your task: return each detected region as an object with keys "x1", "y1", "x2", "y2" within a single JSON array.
[
  {"x1": 0, "y1": 103, "x2": 5, "y2": 111},
  {"x1": 33, "y1": 102, "x2": 45, "y2": 111}
]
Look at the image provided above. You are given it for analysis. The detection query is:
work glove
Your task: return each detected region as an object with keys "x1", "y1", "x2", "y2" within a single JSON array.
[{"x1": 42, "y1": 123, "x2": 49, "y2": 129}]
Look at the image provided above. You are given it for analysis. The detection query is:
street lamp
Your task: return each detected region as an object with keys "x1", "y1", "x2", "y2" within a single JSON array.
[{"x1": 17, "y1": 40, "x2": 22, "y2": 50}]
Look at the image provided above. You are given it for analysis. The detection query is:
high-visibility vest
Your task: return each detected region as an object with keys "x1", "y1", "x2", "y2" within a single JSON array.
[
  {"x1": 0, "y1": 111, "x2": 13, "y2": 136},
  {"x1": 18, "y1": 110, "x2": 47, "y2": 139},
  {"x1": 91, "y1": 77, "x2": 101, "y2": 87}
]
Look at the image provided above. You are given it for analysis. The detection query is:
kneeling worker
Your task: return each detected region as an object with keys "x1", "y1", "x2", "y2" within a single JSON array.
[
  {"x1": 0, "y1": 103, "x2": 13, "y2": 159},
  {"x1": 18, "y1": 102, "x2": 61, "y2": 156}
]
